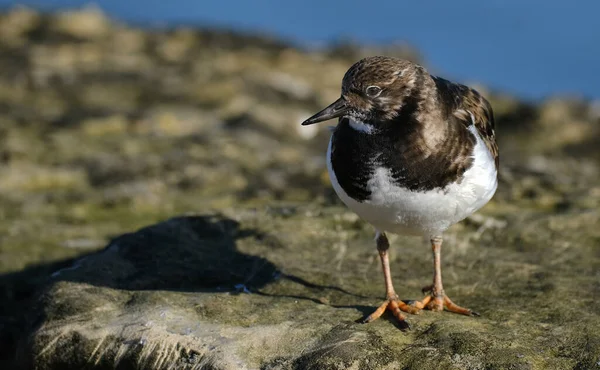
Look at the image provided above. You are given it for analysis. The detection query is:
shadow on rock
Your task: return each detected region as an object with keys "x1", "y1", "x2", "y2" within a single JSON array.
[
  {"x1": 1, "y1": 215, "x2": 373, "y2": 369},
  {"x1": 48, "y1": 215, "x2": 279, "y2": 293},
  {"x1": 1, "y1": 215, "x2": 280, "y2": 368}
]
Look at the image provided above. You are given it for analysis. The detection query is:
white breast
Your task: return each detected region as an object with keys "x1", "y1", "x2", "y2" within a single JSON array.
[{"x1": 327, "y1": 125, "x2": 497, "y2": 237}]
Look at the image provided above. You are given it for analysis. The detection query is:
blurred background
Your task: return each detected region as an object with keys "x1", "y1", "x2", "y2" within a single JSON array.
[
  {"x1": 0, "y1": 1, "x2": 599, "y2": 367},
  {"x1": 3, "y1": 0, "x2": 600, "y2": 99}
]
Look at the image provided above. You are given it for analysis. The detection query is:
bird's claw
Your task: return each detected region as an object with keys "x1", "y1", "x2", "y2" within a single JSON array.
[{"x1": 412, "y1": 293, "x2": 478, "y2": 316}]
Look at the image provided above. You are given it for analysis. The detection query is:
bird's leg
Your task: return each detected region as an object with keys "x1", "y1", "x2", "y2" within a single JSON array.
[
  {"x1": 413, "y1": 236, "x2": 479, "y2": 316},
  {"x1": 363, "y1": 231, "x2": 420, "y2": 327}
]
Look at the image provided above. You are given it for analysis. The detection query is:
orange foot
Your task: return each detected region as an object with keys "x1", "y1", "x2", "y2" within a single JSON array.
[
  {"x1": 363, "y1": 294, "x2": 421, "y2": 329},
  {"x1": 413, "y1": 285, "x2": 479, "y2": 316}
]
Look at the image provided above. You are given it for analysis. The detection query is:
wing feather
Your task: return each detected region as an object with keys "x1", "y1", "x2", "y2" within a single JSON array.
[{"x1": 432, "y1": 76, "x2": 499, "y2": 170}]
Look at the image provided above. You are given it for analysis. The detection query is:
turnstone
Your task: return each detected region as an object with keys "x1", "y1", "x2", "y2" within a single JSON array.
[{"x1": 302, "y1": 56, "x2": 498, "y2": 327}]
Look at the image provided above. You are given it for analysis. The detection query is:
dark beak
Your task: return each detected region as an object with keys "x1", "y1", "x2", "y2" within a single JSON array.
[{"x1": 301, "y1": 97, "x2": 349, "y2": 125}]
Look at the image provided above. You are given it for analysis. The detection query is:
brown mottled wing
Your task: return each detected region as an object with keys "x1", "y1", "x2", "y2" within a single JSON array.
[{"x1": 432, "y1": 76, "x2": 499, "y2": 170}]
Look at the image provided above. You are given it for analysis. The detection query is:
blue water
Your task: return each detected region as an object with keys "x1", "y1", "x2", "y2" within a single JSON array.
[{"x1": 3, "y1": 0, "x2": 600, "y2": 100}]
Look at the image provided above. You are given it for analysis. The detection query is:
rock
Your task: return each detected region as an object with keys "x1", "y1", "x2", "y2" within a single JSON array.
[
  {"x1": 155, "y1": 29, "x2": 198, "y2": 63},
  {"x1": 50, "y1": 6, "x2": 112, "y2": 40},
  {"x1": 0, "y1": 7, "x2": 599, "y2": 370},
  {"x1": 138, "y1": 105, "x2": 220, "y2": 138},
  {"x1": 9, "y1": 207, "x2": 600, "y2": 369},
  {"x1": 0, "y1": 6, "x2": 41, "y2": 46},
  {"x1": 0, "y1": 164, "x2": 88, "y2": 192}
]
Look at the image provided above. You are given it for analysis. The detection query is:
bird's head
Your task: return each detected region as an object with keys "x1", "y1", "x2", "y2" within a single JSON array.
[{"x1": 302, "y1": 56, "x2": 422, "y2": 126}]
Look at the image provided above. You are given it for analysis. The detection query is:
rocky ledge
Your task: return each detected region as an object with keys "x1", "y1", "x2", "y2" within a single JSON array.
[
  {"x1": 0, "y1": 7, "x2": 599, "y2": 370},
  {"x1": 12, "y1": 206, "x2": 600, "y2": 369}
]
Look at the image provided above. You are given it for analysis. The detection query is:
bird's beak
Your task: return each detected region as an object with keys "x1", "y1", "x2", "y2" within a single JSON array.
[{"x1": 301, "y1": 97, "x2": 349, "y2": 125}]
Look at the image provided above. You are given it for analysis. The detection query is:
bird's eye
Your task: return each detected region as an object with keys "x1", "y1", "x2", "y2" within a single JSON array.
[{"x1": 365, "y1": 85, "x2": 382, "y2": 97}]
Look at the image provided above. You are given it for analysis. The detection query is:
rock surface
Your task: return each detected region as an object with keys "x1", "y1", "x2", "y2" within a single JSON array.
[
  {"x1": 15, "y1": 207, "x2": 600, "y2": 369},
  {"x1": 0, "y1": 7, "x2": 599, "y2": 370}
]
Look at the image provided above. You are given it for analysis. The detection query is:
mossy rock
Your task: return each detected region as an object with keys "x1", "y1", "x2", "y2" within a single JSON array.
[{"x1": 11, "y1": 206, "x2": 600, "y2": 369}]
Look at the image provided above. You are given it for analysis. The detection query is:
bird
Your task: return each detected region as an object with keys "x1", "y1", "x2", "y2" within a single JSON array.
[{"x1": 301, "y1": 56, "x2": 498, "y2": 328}]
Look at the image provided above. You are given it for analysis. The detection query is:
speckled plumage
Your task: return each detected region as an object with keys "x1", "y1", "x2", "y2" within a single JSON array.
[
  {"x1": 302, "y1": 56, "x2": 500, "y2": 326},
  {"x1": 318, "y1": 56, "x2": 498, "y2": 206}
]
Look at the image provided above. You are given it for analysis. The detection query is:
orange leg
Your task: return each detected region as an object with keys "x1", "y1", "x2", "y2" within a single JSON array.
[
  {"x1": 413, "y1": 236, "x2": 479, "y2": 316},
  {"x1": 363, "y1": 232, "x2": 420, "y2": 328}
]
